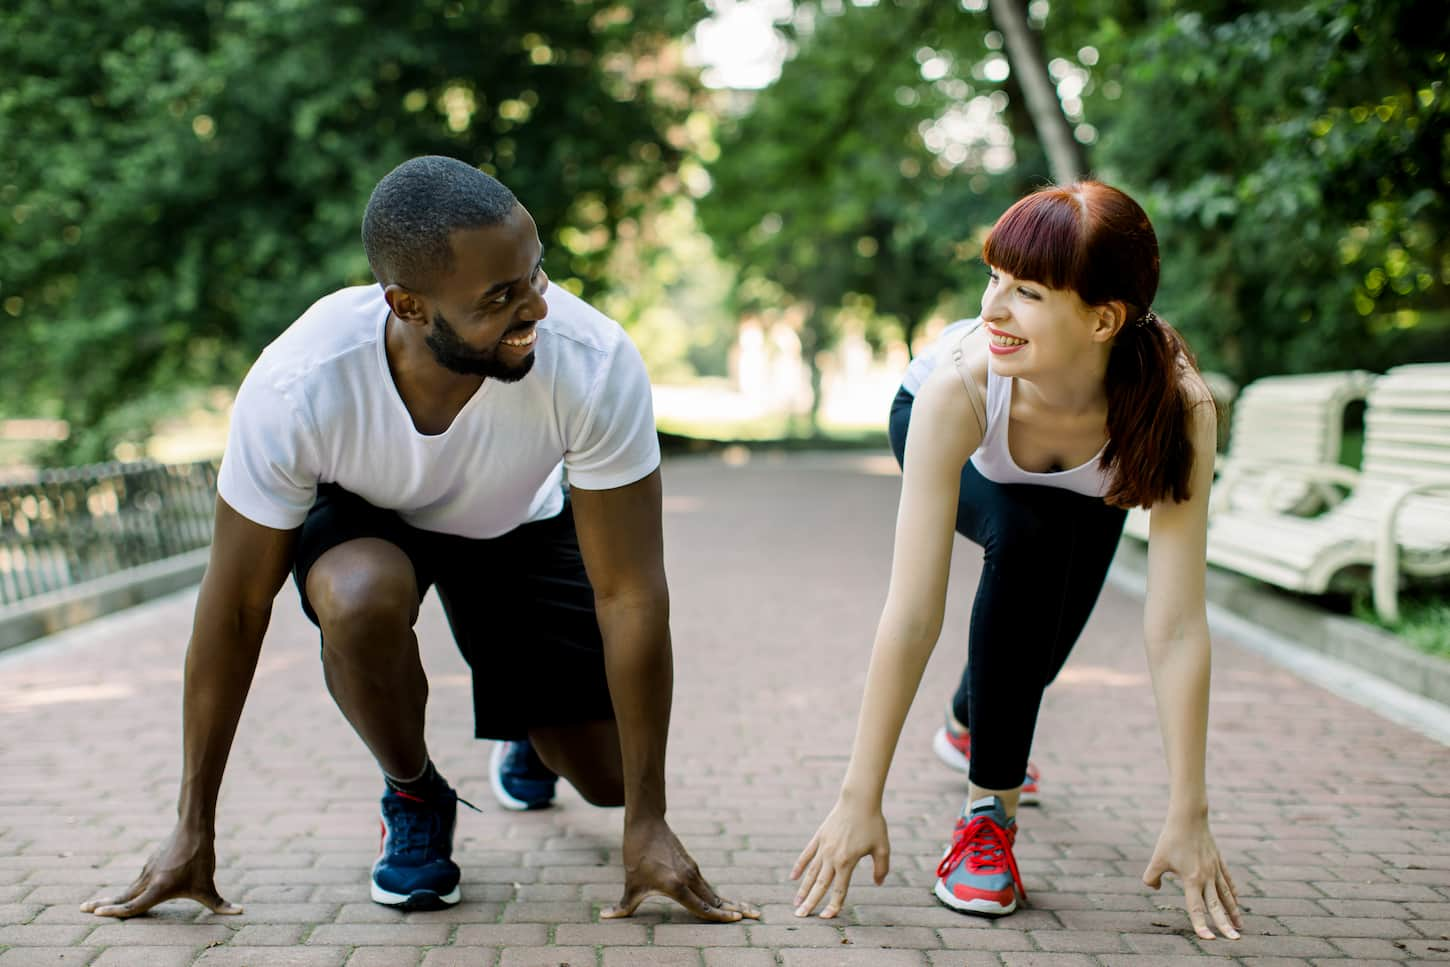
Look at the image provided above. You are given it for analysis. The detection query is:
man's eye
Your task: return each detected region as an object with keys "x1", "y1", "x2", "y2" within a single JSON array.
[{"x1": 490, "y1": 291, "x2": 511, "y2": 306}]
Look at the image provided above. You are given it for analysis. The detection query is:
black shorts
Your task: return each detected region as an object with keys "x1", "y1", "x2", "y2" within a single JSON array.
[{"x1": 292, "y1": 484, "x2": 613, "y2": 740}]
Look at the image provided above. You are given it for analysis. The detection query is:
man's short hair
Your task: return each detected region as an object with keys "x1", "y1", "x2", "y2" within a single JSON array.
[{"x1": 362, "y1": 156, "x2": 518, "y2": 291}]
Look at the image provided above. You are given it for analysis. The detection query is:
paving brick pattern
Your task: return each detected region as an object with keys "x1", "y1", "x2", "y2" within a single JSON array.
[{"x1": 2, "y1": 453, "x2": 1448, "y2": 965}]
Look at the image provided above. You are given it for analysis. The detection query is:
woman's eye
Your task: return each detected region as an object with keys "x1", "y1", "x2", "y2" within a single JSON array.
[{"x1": 1018, "y1": 287, "x2": 1038, "y2": 299}]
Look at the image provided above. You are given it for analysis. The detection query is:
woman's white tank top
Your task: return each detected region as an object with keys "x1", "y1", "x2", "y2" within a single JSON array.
[
  {"x1": 903, "y1": 319, "x2": 1111, "y2": 498},
  {"x1": 969, "y1": 365, "x2": 1113, "y2": 499}
]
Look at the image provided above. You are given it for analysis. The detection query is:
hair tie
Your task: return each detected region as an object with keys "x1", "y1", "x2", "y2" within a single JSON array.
[{"x1": 1136, "y1": 309, "x2": 1159, "y2": 328}]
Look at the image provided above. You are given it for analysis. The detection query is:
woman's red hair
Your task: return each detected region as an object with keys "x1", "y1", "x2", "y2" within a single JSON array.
[{"x1": 983, "y1": 181, "x2": 1207, "y2": 509}]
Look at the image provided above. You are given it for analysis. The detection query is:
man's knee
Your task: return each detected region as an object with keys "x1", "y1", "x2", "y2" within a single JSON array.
[
  {"x1": 573, "y1": 777, "x2": 625, "y2": 808},
  {"x1": 307, "y1": 539, "x2": 420, "y2": 649},
  {"x1": 530, "y1": 723, "x2": 625, "y2": 807}
]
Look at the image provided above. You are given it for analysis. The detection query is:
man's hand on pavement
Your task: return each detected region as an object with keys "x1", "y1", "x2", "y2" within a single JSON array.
[
  {"x1": 601, "y1": 817, "x2": 760, "y2": 923},
  {"x1": 81, "y1": 826, "x2": 242, "y2": 919}
]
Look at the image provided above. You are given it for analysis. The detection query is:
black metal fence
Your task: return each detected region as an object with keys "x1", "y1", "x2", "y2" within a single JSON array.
[{"x1": 0, "y1": 460, "x2": 218, "y2": 606}]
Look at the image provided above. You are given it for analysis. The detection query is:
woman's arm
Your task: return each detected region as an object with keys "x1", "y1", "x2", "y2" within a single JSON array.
[
  {"x1": 792, "y1": 360, "x2": 982, "y2": 918},
  {"x1": 1140, "y1": 384, "x2": 1243, "y2": 940}
]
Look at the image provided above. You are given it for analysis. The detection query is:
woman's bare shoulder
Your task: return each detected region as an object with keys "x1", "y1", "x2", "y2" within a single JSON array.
[{"x1": 949, "y1": 321, "x2": 991, "y2": 402}]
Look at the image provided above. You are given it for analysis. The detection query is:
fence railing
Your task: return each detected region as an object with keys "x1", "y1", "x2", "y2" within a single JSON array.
[{"x1": 0, "y1": 460, "x2": 218, "y2": 607}]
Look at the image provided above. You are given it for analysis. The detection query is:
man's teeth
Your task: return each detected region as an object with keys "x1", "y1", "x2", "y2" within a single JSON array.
[
  {"x1": 502, "y1": 329, "x2": 536, "y2": 347},
  {"x1": 992, "y1": 333, "x2": 1026, "y2": 346}
]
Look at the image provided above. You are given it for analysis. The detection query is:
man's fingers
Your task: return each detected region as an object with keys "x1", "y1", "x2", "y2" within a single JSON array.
[
  {"x1": 687, "y1": 871, "x2": 759, "y2": 920},
  {"x1": 1183, "y1": 880, "x2": 1214, "y2": 940},
  {"x1": 89, "y1": 883, "x2": 170, "y2": 920},
  {"x1": 682, "y1": 882, "x2": 742, "y2": 923},
  {"x1": 713, "y1": 896, "x2": 762, "y2": 920},
  {"x1": 1205, "y1": 879, "x2": 1240, "y2": 940},
  {"x1": 795, "y1": 864, "x2": 835, "y2": 918},
  {"x1": 80, "y1": 893, "x2": 130, "y2": 914},
  {"x1": 80, "y1": 877, "x2": 148, "y2": 914},
  {"x1": 194, "y1": 890, "x2": 243, "y2": 916},
  {"x1": 601, "y1": 886, "x2": 651, "y2": 919}
]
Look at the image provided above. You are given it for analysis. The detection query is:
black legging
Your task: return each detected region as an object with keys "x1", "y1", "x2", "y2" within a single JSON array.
[{"x1": 888, "y1": 386, "x2": 1127, "y2": 790}]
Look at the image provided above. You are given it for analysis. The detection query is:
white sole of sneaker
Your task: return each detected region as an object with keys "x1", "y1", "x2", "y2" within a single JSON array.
[
  {"x1": 489, "y1": 742, "x2": 537, "y2": 811},
  {"x1": 933, "y1": 878, "x2": 1016, "y2": 916},
  {"x1": 370, "y1": 880, "x2": 461, "y2": 909},
  {"x1": 932, "y1": 728, "x2": 1041, "y2": 806},
  {"x1": 932, "y1": 727, "x2": 970, "y2": 773}
]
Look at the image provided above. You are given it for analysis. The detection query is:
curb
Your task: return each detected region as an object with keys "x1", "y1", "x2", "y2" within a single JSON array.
[
  {"x1": 1108, "y1": 537, "x2": 1450, "y2": 746},
  {"x1": 0, "y1": 547, "x2": 211, "y2": 652}
]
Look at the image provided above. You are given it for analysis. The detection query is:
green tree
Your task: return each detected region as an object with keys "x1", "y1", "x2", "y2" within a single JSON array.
[
  {"x1": 0, "y1": 0, "x2": 706, "y2": 462},
  {"x1": 1084, "y1": 0, "x2": 1450, "y2": 380},
  {"x1": 698, "y1": 0, "x2": 1102, "y2": 429}
]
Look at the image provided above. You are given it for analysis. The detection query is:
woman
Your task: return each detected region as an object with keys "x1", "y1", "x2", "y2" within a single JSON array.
[{"x1": 790, "y1": 182, "x2": 1242, "y2": 941}]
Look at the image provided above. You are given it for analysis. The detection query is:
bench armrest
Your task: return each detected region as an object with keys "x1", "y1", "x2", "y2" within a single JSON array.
[{"x1": 1373, "y1": 481, "x2": 1450, "y2": 622}]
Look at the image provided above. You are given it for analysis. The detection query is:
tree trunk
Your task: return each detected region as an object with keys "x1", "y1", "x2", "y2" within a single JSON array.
[{"x1": 987, "y1": 0, "x2": 1086, "y2": 185}]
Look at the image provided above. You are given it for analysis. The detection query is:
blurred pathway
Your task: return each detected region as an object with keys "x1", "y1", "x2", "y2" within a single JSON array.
[{"x1": 3, "y1": 452, "x2": 1447, "y2": 966}]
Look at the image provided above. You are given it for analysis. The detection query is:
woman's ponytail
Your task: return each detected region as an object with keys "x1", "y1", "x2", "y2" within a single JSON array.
[{"x1": 1100, "y1": 312, "x2": 1206, "y2": 509}]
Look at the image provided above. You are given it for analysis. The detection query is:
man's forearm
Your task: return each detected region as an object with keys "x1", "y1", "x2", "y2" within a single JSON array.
[
  {"x1": 177, "y1": 597, "x2": 271, "y2": 831},
  {"x1": 596, "y1": 592, "x2": 672, "y2": 824}
]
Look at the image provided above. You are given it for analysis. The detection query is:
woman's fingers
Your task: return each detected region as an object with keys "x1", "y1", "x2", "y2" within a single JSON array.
[
  {"x1": 794, "y1": 863, "x2": 836, "y2": 918},
  {"x1": 790, "y1": 835, "x2": 820, "y2": 882},
  {"x1": 1205, "y1": 876, "x2": 1240, "y2": 940},
  {"x1": 1216, "y1": 867, "x2": 1243, "y2": 930}
]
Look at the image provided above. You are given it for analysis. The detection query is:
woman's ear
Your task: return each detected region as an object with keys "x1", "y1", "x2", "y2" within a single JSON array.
[{"x1": 1092, "y1": 301, "x2": 1128, "y2": 343}]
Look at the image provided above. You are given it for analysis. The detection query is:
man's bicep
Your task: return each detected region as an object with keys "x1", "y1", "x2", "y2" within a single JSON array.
[
  {"x1": 568, "y1": 469, "x2": 666, "y2": 600},
  {"x1": 199, "y1": 496, "x2": 300, "y2": 616}
]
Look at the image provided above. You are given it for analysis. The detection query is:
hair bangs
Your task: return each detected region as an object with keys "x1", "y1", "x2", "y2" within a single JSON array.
[{"x1": 980, "y1": 188, "x2": 1086, "y2": 292}]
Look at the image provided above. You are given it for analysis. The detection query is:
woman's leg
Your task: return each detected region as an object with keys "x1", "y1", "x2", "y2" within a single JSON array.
[{"x1": 955, "y1": 466, "x2": 1126, "y2": 806}]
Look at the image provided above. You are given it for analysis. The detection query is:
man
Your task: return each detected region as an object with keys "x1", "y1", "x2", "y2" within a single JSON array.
[{"x1": 82, "y1": 156, "x2": 757, "y2": 922}]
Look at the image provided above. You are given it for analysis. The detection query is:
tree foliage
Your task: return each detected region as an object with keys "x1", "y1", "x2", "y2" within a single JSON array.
[
  {"x1": 0, "y1": 0, "x2": 705, "y2": 461},
  {"x1": 700, "y1": 0, "x2": 1448, "y2": 410},
  {"x1": 1086, "y1": 0, "x2": 1450, "y2": 379}
]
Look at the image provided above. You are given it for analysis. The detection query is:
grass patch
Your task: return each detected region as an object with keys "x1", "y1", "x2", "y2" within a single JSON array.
[{"x1": 1353, "y1": 589, "x2": 1450, "y2": 657}]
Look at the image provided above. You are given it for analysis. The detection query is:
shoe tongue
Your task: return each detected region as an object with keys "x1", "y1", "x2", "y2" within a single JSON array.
[{"x1": 966, "y1": 795, "x2": 1006, "y2": 823}]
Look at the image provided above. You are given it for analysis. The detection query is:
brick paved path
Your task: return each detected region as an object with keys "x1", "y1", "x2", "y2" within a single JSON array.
[{"x1": 2, "y1": 453, "x2": 1448, "y2": 966}]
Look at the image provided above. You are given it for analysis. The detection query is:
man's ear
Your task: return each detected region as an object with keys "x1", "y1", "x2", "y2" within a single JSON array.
[
  {"x1": 1092, "y1": 301, "x2": 1127, "y2": 343},
  {"x1": 384, "y1": 284, "x2": 429, "y2": 328}
]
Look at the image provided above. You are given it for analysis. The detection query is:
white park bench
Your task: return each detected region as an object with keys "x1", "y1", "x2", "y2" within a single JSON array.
[
  {"x1": 1203, "y1": 363, "x2": 1450, "y2": 621},
  {"x1": 1123, "y1": 369, "x2": 1375, "y2": 542}
]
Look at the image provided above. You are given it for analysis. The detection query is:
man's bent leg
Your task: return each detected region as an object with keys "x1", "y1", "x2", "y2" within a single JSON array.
[
  {"x1": 306, "y1": 537, "x2": 428, "y2": 781},
  {"x1": 304, "y1": 536, "x2": 463, "y2": 910},
  {"x1": 529, "y1": 720, "x2": 625, "y2": 807}
]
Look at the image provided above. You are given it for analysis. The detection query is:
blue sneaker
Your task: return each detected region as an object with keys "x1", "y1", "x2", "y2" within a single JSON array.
[
  {"x1": 933, "y1": 795, "x2": 1026, "y2": 916},
  {"x1": 489, "y1": 739, "x2": 557, "y2": 811},
  {"x1": 370, "y1": 785, "x2": 462, "y2": 909}
]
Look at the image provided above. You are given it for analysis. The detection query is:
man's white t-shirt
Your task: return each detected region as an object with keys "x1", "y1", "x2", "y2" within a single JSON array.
[{"x1": 217, "y1": 284, "x2": 660, "y2": 539}]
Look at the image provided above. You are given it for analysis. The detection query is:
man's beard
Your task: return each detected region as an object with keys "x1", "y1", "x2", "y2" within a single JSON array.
[{"x1": 425, "y1": 309, "x2": 535, "y2": 382}]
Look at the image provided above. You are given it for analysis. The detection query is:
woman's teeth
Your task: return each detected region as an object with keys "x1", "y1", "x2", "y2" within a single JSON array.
[{"x1": 992, "y1": 333, "x2": 1026, "y2": 347}]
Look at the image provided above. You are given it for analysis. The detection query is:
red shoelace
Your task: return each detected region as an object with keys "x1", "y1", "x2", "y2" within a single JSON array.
[{"x1": 936, "y1": 814, "x2": 1027, "y2": 902}]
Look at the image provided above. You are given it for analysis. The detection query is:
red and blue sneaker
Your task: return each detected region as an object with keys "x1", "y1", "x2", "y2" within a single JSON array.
[
  {"x1": 933, "y1": 795, "x2": 1027, "y2": 916},
  {"x1": 489, "y1": 739, "x2": 558, "y2": 811},
  {"x1": 370, "y1": 784, "x2": 464, "y2": 910},
  {"x1": 932, "y1": 718, "x2": 1040, "y2": 805}
]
